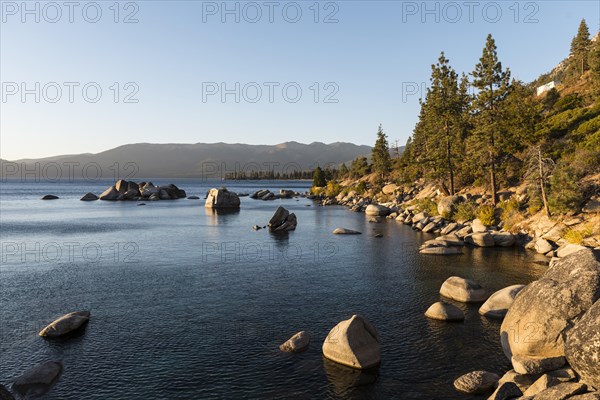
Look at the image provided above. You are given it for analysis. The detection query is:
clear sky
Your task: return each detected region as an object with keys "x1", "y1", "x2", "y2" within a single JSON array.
[{"x1": 1, "y1": 0, "x2": 599, "y2": 160}]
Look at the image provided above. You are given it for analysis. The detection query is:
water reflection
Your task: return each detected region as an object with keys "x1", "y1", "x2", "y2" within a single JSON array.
[
  {"x1": 323, "y1": 358, "x2": 378, "y2": 397},
  {"x1": 203, "y1": 207, "x2": 241, "y2": 225}
]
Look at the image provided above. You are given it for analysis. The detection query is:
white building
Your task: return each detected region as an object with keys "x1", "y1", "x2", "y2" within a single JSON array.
[{"x1": 537, "y1": 81, "x2": 557, "y2": 96}]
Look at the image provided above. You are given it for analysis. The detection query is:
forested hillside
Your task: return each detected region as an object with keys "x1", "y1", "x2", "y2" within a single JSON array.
[{"x1": 331, "y1": 19, "x2": 600, "y2": 218}]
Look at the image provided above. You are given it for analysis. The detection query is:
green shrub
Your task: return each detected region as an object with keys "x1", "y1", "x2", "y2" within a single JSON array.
[
  {"x1": 563, "y1": 226, "x2": 592, "y2": 244},
  {"x1": 476, "y1": 204, "x2": 496, "y2": 226},
  {"x1": 500, "y1": 198, "x2": 523, "y2": 232},
  {"x1": 500, "y1": 197, "x2": 521, "y2": 214},
  {"x1": 549, "y1": 166, "x2": 584, "y2": 214},
  {"x1": 324, "y1": 181, "x2": 342, "y2": 197},
  {"x1": 412, "y1": 198, "x2": 438, "y2": 216},
  {"x1": 453, "y1": 201, "x2": 476, "y2": 222}
]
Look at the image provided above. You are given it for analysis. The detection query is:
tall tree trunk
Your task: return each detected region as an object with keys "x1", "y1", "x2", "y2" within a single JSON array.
[
  {"x1": 538, "y1": 147, "x2": 550, "y2": 216},
  {"x1": 490, "y1": 154, "x2": 497, "y2": 206},
  {"x1": 445, "y1": 121, "x2": 455, "y2": 195},
  {"x1": 489, "y1": 129, "x2": 498, "y2": 206}
]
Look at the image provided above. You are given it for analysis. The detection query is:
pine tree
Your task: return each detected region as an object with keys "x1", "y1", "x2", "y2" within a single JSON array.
[
  {"x1": 471, "y1": 34, "x2": 511, "y2": 206},
  {"x1": 339, "y1": 163, "x2": 349, "y2": 177},
  {"x1": 371, "y1": 124, "x2": 392, "y2": 181},
  {"x1": 570, "y1": 19, "x2": 591, "y2": 77},
  {"x1": 312, "y1": 166, "x2": 326, "y2": 187},
  {"x1": 422, "y1": 52, "x2": 469, "y2": 194},
  {"x1": 589, "y1": 36, "x2": 600, "y2": 89}
]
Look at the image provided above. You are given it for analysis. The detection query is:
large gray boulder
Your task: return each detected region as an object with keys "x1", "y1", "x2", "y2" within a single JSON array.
[
  {"x1": 12, "y1": 361, "x2": 62, "y2": 397},
  {"x1": 492, "y1": 232, "x2": 515, "y2": 247},
  {"x1": 465, "y1": 232, "x2": 495, "y2": 247},
  {"x1": 532, "y1": 382, "x2": 588, "y2": 400},
  {"x1": 557, "y1": 243, "x2": 587, "y2": 258},
  {"x1": 365, "y1": 204, "x2": 391, "y2": 216},
  {"x1": 472, "y1": 218, "x2": 488, "y2": 233},
  {"x1": 268, "y1": 206, "x2": 297, "y2": 232},
  {"x1": 479, "y1": 285, "x2": 525, "y2": 319},
  {"x1": 511, "y1": 354, "x2": 565, "y2": 375},
  {"x1": 535, "y1": 238, "x2": 555, "y2": 254},
  {"x1": 141, "y1": 184, "x2": 160, "y2": 198},
  {"x1": 115, "y1": 179, "x2": 129, "y2": 193},
  {"x1": 99, "y1": 186, "x2": 119, "y2": 201},
  {"x1": 205, "y1": 188, "x2": 240, "y2": 208},
  {"x1": 39, "y1": 311, "x2": 90, "y2": 338},
  {"x1": 440, "y1": 276, "x2": 487, "y2": 302},
  {"x1": 565, "y1": 299, "x2": 600, "y2": 389},
  {"x1": 500, "y1": 249, "x2": 600, "y2": 361},
  {"x1": 322, "y1": 315, "x2": 380, "y2": 369},
  {"x1": 438, "y1": 195, "x2": 462, "y2": 216}
]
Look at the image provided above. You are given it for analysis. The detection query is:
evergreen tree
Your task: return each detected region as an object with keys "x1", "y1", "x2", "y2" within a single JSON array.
[
  {"x1": 312, "y1": 166, "x2": 326, "y2": 187},
  {"x1": 350, "y1": 156, "x2": 370, "y2": 178},
  {"x1": 339, "y1": 163, "x2": 349, "y2": 177},
  {"x1": 570, "y1": 19, "x2": 591, "y2": 77},
  {"x1": 589, "y1": 36, "x2": 600, "y2": 90},
  {"x1": 371, "y1": 124, "x2": 392, "y2": 181},
  {"x1": 421, "y1": 52, "x2": 469, "y2": 194},
  {"x1": 471, "y1": 34, "x2": 511, "y2": 205}
]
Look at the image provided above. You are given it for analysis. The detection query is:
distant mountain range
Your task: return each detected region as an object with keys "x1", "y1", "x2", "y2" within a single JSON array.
[{"x1": 1, "y1": 142, "x2": 375, "y2": 179}]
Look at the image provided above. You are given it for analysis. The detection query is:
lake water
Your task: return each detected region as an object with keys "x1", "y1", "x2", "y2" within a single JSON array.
[{"x1": 0, "y1": 179, "x2": 548, "y2": 399}]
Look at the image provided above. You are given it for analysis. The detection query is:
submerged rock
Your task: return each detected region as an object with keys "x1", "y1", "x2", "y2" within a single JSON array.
[
  {"x1": 332, "y1": 228, "x2": 361, "y2": 235},
  {"x1": 424, "y1": 302, "x2": 464, "y2": 321},
  {"x1": 12, "y1": 361, "x2": 62, "y2": 397},
  {"x1": 41, "y1": 195, "x2": 59, "y2": 200},
  {"x1": 80, "y1": 192, "x2": 98, "y2": 201},
  {"x1": 279, "y1": 331, "x2": 310, "y2": 352},
  {"x1": 440, "y1": 276, "x2": 487, "y2": 303},
  {"x1": 419, "y1": 246, "x2": 463, "y2": 255},
  {"x1": 0, "y1": 384, "x2": 14, "y2": 400},
  {"x1": 479, "y1": 285, "x2": 525, "y2": 319},
  {"x1": 322, "y1": 315, "x2": 380, "y2": 369},
  {"x1": 39, "y1": 311, "x2": 90, "y2": 338}
]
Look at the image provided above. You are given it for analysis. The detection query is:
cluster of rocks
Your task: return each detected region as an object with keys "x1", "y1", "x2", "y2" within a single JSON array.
[
  {"x1": 424, "y1": 277, "x2": 524, "y2": 322},
  {"x1": 268, "y1": 206, "x2": 297, "y2": 232},
  {"x1": 450, "y1": 249, "x2": 600, "y2": 399},
  {"x1": 2, "y1": 311, "x2": 91, "y2": 398},
  {"x1": 250, "y1": 189, "x2": 305, "y2": 201},
  {"x1": 280, "y1": 314, "x2": 380, "y2": 370},
  {"x1": 96, "y1": 180, "x2": 187, "y2": 201},
  {"x1": 524, "y1": 214, "x2": 592, "y2": 263}
]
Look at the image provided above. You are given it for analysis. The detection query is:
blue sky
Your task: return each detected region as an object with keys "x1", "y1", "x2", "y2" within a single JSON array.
[{"x1": 1, "y1": 0, "x2": 599, "y2": 160}]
